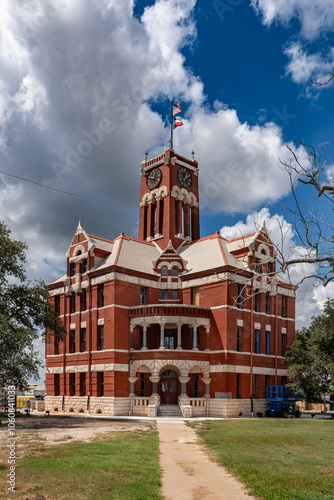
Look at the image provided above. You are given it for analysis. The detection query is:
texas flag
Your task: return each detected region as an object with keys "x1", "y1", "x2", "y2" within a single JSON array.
[
  {"x1": 174, "y1": 116, "x2": 183, "y2": 127},
  {"x1": 173, "y1": 102, "x2": 182, "y2": 116}
]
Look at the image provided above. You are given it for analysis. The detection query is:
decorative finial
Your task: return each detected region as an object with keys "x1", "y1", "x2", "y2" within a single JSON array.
[
  {"x1": 191, "y1": 150, "x2": 195, "y2": 160},
  {"x1": 145, "y1": 151, "x2": 148, "y2": 161}
]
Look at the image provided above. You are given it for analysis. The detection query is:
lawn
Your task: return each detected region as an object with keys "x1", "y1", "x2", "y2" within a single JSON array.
[
  {"x1": 1, "y1": 430, "x2": 161, "y2": 499},
  {"x1": 191, "y1": 419, "x2": 334, "y2": 500}
]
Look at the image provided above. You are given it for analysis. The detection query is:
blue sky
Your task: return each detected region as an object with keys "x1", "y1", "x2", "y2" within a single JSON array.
[{"x1": 0, "y1": 0, "x2": 333, "y2": 382}]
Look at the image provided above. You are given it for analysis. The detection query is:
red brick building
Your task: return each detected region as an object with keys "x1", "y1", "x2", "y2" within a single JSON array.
[{"x1": 45, "y1": 148, "x2": 296, "y2": 417}]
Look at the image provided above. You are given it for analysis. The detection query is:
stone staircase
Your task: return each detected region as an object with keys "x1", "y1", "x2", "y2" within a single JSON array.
[{"x1": 157, "y1": 404, "x2": 183, "y2": 418}]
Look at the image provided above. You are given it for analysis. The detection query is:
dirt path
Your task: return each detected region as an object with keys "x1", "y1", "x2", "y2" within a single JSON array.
[{"x1": 157, "y1": 421, "x2": 256, "y2": 500}]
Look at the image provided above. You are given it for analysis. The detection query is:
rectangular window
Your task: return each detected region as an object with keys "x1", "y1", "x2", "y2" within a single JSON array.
[
  {"x1": 71, "y1": 292, "x2": 76, "y2": 314},
  {"x1": 267, "y1": 261, "x2": 271, "y2": 274},
  {"x1": 82, "y1": 259, "x2": 88, "y2": 273},
  {"x1": 237, "y1": 373, "x2": 241, "y2": 399},
  {"x1": 70, "y1": 373, "x2": 76, "y2": 396},
  {"x1": 254, "y1": 375, "x2": 258, "y2": 399},
  {"x1": 266, "y1": 331, "x2": 270, "y2": 355},
  {"x1": 55, "y1": 295, "x2": 61, "y2": 316},
  {"x1": 281, "y1": 334, "x2": 285, "y2": 357},
  {"x1": 237, "y1": 284, "x2": 243, "y2": 309},
  {"x1": 237, "y1": 326, "x2": 241, "y2": 352},
  {"x1": 171, "y1": 290, "x2": 178, "y2": 300},
  {"x1": 281, "y1": 295, "x2": 286, "y2": 318},
  {"x1": 254, "y1": 291, "x2": 259, "y2": 312},
  {"x1": 161, "y1": 289, "x2": 168, "y2": 300},
  {"x1": 80, "y1": 373, "x2": 86, "y2": 396},
  {"x1": 55, "y1": 374, "x2": 60, "y2": 396},
  {"x1": 255, "y1": 259, "x2": 260, "y2": 273},
  {"x1": 81, "y1": 289, "x2": 87, "y2": 311},
  {"x1": 98, "y1": 325, "x2": 104, "y2": 351},
  {"x1": 98, "y1": 284, "x2": 104, "y2": 308},
  {"x1": 266, "y1": 292, "x2": 270, "y2": 315},
  {"x1": 97, "y1": 372, "x2": 104, "y2": 397},
  {"x1": 140, "y1": 373, "x2": 146, "y2": 397},
  {"x1": 70, "y1": 330, "x2": 76, "y2": 353},
  {"x1": 80, "y1": 328, "x2": 86, "y2": 352},
  {"x1": 281, "y1": 376, "x2": 286, "y2": 387},
  {"x1": 254, "y1": 329, "x2": 260, "y2": 354},
  {"x1": 164, "y1": 334, "x2": 175, "y2": 350},
  {"x1": 55, "y1": 335, "x2": 60, "y2": 355},
  {"x1": 265, "y1": 375, "x2": 270, "y2": 393},
  {"x1": 70, "y1": 262, "x2": 76, "y2": 276},
  {"x1": 140, "y1": 286, "x2": 148, "y2": 305}
]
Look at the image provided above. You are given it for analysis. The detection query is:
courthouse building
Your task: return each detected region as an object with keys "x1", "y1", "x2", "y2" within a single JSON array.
[{"x1": 45, "y1": 148, "x2": 296, "y2": 417}]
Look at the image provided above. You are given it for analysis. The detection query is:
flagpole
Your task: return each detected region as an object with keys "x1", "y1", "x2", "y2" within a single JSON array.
[{"x1": 170, "y1": 98, "x2": 173, "y2": 150}]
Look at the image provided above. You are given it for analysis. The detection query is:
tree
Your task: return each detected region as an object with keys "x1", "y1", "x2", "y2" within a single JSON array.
[
  {"x1": 0, "y1": 221, "x2": 66, "y2": 390},
  {"x1": 285, "y1": 298, "x2": 334, "y2": 402},
  {"x1": 276, "y1": 142, "x2": 334, "y2": 286}
]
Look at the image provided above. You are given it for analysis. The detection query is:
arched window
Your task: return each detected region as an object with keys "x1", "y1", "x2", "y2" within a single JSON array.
[
  {"x1": 172, "y1": 266, "x2": 179, "y2": 277},
  {"x1": 161, "y1": 266, "x2": 168, "y2": 277}
]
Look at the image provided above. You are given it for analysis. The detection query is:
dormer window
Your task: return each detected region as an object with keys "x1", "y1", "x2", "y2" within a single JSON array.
[
  {"x1": 70, "y1": 263, "x2": 76, "y2": 276},
  {"x1": 82, "y1": 259, "x2": 88, "y2": 273},
  {"x1": 172, "y1": 266, "x2": 179, "y2": 277},
  {"x1": 161, "y1": 266, "x2": 168, "y2": 277}
]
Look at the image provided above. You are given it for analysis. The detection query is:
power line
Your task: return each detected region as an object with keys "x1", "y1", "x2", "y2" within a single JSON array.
[{"x1": 0, "y1": 169, "x2": 118, "y2": 203}]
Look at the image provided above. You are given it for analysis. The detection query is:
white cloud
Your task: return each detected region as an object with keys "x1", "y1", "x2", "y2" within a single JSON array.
[
  {"x1": 251, "y1": 0, "x2": 334, "y2": 90},
  {"x1": 251, "y1": 0, "x2": 334, "y2": 40}
]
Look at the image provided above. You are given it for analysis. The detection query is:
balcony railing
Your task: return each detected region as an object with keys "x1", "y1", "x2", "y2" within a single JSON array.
[{"x1": 130, "y1": 304, "x2": 210, "y2": 318}]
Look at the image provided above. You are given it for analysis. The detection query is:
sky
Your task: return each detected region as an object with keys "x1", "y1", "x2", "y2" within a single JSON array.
[{"x1": 0, "y1": 0, "x2": 334, "y2": 383}]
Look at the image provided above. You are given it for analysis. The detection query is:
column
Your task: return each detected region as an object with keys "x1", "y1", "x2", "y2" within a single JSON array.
[
  {"x1": 179, "y1": 377, "x2": 190, "y2": 395},
  {"x1": 159, "y1": 323, "x2": 165, "y2": 350},
  {"x1": 192, "y1": 325, "x2": 198, "y2": 351},
  {"x1": 176, "y1": 323, "x2": 183, "y2": 350},
  {"x1": 149, "y1": 377, "x2": 160, "y2": 395},
  {"x1": 202, "y1": 377, "x2": 211, "y2": 398},
  {"x1": 128, "y1": 377, "x2": 138, "y2": 396},
  {"x1": 184, "y1": 203, "x2": 190, "y2": 238},
  {"x1": 141, "y1": 325, "x2": 148, "y2": 350}
]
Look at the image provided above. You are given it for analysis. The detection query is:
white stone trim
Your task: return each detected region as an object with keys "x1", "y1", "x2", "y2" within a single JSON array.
[
  {"x1": 90, "y1": 364, "x2": 128, "y2": 372},
  {"x1": 237, "y1": 319, "x2": 243, "y2": 327},
  {"x1": 140, "y1": 185, "x2": 168, "y2": 207},
  {"x1": 98, "y1": 318, "x2": 104, "y2": 326},
  {"x1": 65, "y1": 365, "x2": 88, "y2": 373},
  {"x1": 130, "y1": 359, "x2": 210, "y2": 378},
  {"x1": 281, "y1": 327, "x2": 287, "y2": 334},
  {"x1": 70, "y1": 323, "x2": 75, "y2": 330},
  {"x1": 45, "y1": 366, "x2": 64, "y2": 374},
  {"x1": 80, "y1": 321, "x2": 86, "y2": 328},
  {"x1": 210, "y1": 365, "x2": 287, "y2": 376},
  {"x1": 254, "y1": 322, "x2": 261, "y2": 330},
  {"x1": 266, "y1": 325, "x2": 271, "y2": 331}
]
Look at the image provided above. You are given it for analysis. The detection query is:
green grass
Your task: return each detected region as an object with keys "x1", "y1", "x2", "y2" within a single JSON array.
[
  {"x1": 1, "y1": 431, "x2": 161, "y2": 499},
  {"x1": 190, "y1": 419, "x2": 334, "y2": 500}
]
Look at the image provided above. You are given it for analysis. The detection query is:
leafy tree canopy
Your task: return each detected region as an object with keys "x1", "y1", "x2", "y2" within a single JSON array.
[
  {"x1": 0, "y1": 221, "x2": 66, "y2": 390},
  {"x1": 285, "y1": 298, "x2": 334, "y2": 402}
]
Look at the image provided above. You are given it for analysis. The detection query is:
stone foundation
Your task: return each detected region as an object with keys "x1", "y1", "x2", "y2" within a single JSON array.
[{"x1": 45, "y1": 396, "x2": 268, "y2": 418}]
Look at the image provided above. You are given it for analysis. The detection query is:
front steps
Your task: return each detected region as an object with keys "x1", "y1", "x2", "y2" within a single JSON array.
[{"x1": 157, "y1": 404, "x2": 183, "y2": 418}]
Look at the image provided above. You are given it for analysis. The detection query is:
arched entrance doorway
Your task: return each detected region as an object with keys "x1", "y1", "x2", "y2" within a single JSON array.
[{"x1": 160, "y1": 370, "x2": 178, "y2": 404}]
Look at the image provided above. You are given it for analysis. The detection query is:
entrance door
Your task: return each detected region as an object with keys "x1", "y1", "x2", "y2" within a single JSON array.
[{"x1": 160, "y1": 370, "x2": 178, "y2": 404}]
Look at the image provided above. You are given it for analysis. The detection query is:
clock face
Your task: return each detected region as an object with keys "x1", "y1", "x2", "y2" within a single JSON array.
[
  {"x1": 177, "y1": 166, "x2": 192, "y2": 189},
  {"x1": 146, "y1": 167, "x2": 162, "y2": 190}
]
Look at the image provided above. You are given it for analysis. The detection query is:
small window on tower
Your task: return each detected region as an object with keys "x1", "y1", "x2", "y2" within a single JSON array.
[
  {"x1": 172, "y1": 266, "x2": 179, "y2": 277},
  {"x1": 70, "y1": 263, "x2": 76, "y2": 276},
  {"x1": 161, "y1": 266, "x2": 168, "y2": 277}
]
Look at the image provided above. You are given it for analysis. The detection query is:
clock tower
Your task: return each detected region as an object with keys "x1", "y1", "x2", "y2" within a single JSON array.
[{"x1": 138, "y1": 148, "x2": 200, "y2": 249}]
